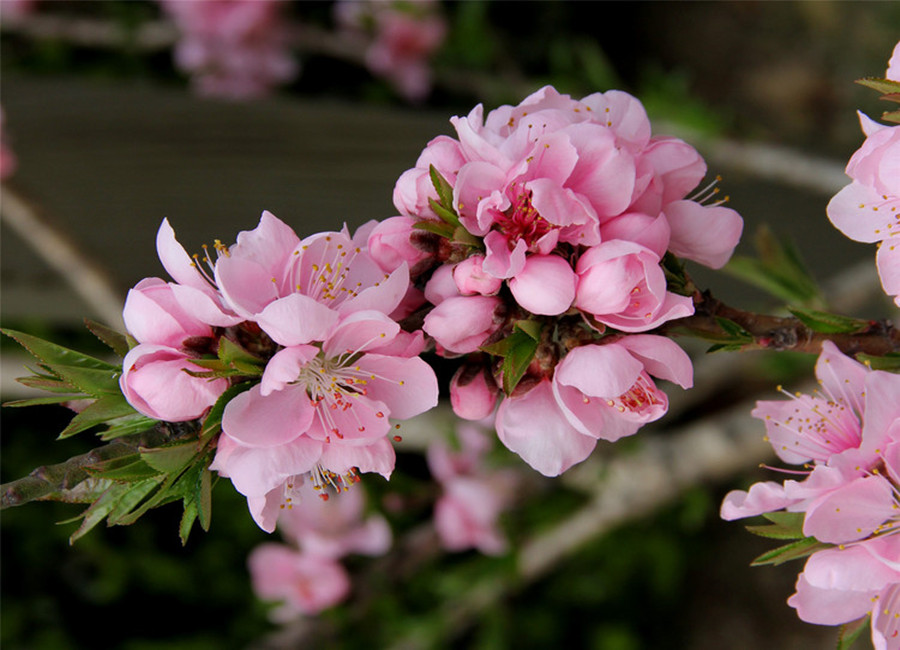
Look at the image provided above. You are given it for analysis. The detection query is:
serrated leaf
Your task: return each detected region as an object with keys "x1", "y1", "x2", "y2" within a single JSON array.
[
  {"x1": 179, "y1": 499, "x2": 199, "y2": 545},
  {"x1": 857, "y1": 352, "x2": 900, "y2": 371},
  {"x1": 514, "y1": 319, "x2": 543, "y2": 341},
  {"x1": 429, "y1": 164, "x2": 455, "y2": 211},
  {"x1": 90, "y1": 458, "x2": 161, "y2": 482},
  {"x1": 856, "y1": 76, "x2": 900, "y2": 95},
  {"x1": 883, "y1": 109, "x2": 900, "y2": 124},
  {"x1": 3, "y1": 329, "x2": 119, "y2": 371},
  {"x1": 788, "y1": 307, "x2": 868, "y2": 334},
  {"x1": 413, "y1": 219, "x2": 454, "y2": 238},
  {"x1": 105, "y1": 477, "x2": 165, "y2": 525},
  {"x1": 500, "y1": 332, "x2": 539, "y2": 395},
  {"x1": 706, "y1": 343, "x2": 745, "y2": 353},
  {"x1": 761, "y1": 511, "x2": 805, "y2": 529},
  {"x1": 15, "y1": 373, "x2": 79, "y2": 393},
  {"x1": 141, "y1": 441, "x2": 199, "y2": 474},
  {"x1": 428, "y1": 197, "x2": 462, "y2": 228},
  {"x1": 4, "y1": 395, "x2": 85, "y2": 407},
  {"x1": 98, "y1": 413, "x2": 158, "y2": 441},
  {"x1": 837, "y1": 615, "x2": 870, "y2": 650},
  {"x1": 750, "y1": 536, "x2": 829, "y2": 567},
  {"x1": 201, "y1": 381, "x2": 254, "y2": 443},
  {"x1": 43, "y1": 364, "x2": 122, "y2": 398},
  {"x1": 218, "y1": 337, "x2": 264, "y2": 373},
  {"x1": 198, "y1": 469, "x2": 212, "y2": 531},
  {"x1": 58, "y1": 394, "x2": 137, "y2": 439},
  {"x1": 715, "y1": 317, "x2": 753, "y2": 340},
  {"x1": 745, "y1": 512, "x2": 806, "y2": 540},
  {"x1": 68, "y1": 484, "x2": 124, "y2": 543},
  {"x1": 45, "y1": 477, "x2": 115, "y2": 505},
  {"x1": 84, "y1": 320, "x2": 130, "y2": 358}
]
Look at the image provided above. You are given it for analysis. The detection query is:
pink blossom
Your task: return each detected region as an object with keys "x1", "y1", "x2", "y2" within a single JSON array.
[
  {"x1": 211, "y1": 310, "x2": 438, "y2": 531},
  {"x1": 453, "y1": 255, "x2": 503, "y2": 296},
  {"x1": 366, "y1": 215, "x2": 432, "y2": 275},
  {"x1": 335, "y1": 0, "x2": 446, "y2": 102},
  {"x1": 248, "y1": 544, "x2": 350, "y2": 620},
  {"x1": 427, "y1": 423, "x2": 515, "y2": 554},
  {"x1": 496, "y1": 335, "x2": 693, "y2": 476},
  {"x1": 507, "y1": 254, "x2": 577, "y2": 316},
  {"x1": 275, "y1": 480, "x2": 391, "y2": 560},
  {"x1": 888, "y1": 41, "x2": 900, "y2": 82},
  {"x1": 0, "y1": 107, "x2": 16, "y2": 181},
  {"x1": 574, "y1": 239, "x2": 694, "y2": 332},
  {"x1": 159, "y1": 0, "x2": 297, "y2": 100}
]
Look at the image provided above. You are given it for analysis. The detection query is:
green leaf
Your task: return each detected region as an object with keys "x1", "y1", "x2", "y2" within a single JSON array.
[
  {"x1": 724, "y1": 226, "x2": 822, "y2": 307},
  {"x1": 89, "y1": 458, "x2": 161, "y2": 482},
  {"x1": 3, "y1": 328, "x2": 119, "y2": 371},
  {"x1": 715, "y1": 317, "x2": 753, "y2": 340},
  {"x1": 218, "y1": 337, "x2": 265, "y2": 374},
  {"x1": 746, "y1": 512, "x2": 805, "y2": 540},
  {"x1": 58, "y1": 394, "x2": 137, "y2": 439},
  {"x1": 141, "y1": 440, "x2": 200, "y2": 474},
  {"x1": 68, "y1": 485, "x2": 124, "y2": 543},
  {"x1": 201, "y1": 381, "x2": 254, "y2": 443},
  {"x1": 857, "y1": 352, "x2": 900, "y2": 371},
  {"x1": 788, "y1": 308, "x2": 868, "y2": 334},
  {"x1": 198, "y1": 469, "x2": 212, "y2": 532},
  {"x1": 500, "y1": 332, "x2": 539, "y2": 395},
  {"x1": 43, "y1": 363, "x2": 122, "y2": 398},
  {"x1": 836, "y1": 615, "x2": 870, "y2": 650},
  {"x1": 883, "y1": 109, "x2": 900, "y2": 125},
  {"x1": 84, "y1": 319, "x2": 131, "y2": 358},
  {"x1": 105, "y1": 477, "x2": 165, "y2": 525},
  {"x1": 98, "y1": 413, "x2": 158, "y2": 441},
  {"x1": 4, "y1": 395, "x2": 84, "y2": 407},
  {"x1": 179, "y1": 499, "x2": 199, "y2": 545},
  {"x1": 429, "y1": 164, "x2": 455, "y2": 211},
  {"x1": 750, "y1": 536, "x2": 830, "y2": 567},
  {"x1": 413, "y1": 219, "x2": 454, "y2": 239},
  {"x1": 15, "y1": 373, "x2": 79, "y2": 393},
  {"x1": 428, "y1": 197, "x2": 462, "y2": 229},
  {"x1": 514, "y1": 319, "x2": 543, "y2": 341},
  {"x1": 856, "y1": 76, "x2": 900, "y2": 95}
]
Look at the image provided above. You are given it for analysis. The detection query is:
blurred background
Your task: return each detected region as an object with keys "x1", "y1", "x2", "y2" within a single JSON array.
[{"x1": 2, "y1": 2, "x2": 899, "y2": 649}]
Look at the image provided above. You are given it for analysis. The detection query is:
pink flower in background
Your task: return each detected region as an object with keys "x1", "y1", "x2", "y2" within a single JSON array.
[
  {"x1": 0, "y1": 107, "x2": 17, "y2": 181},
  {"x1": 334, "y1": 0, "x2": 447, "y2": 102},
  {"x1": 427, "y1": 423, "x2": 515, "y2": 555},
  {"x1": 887, "y1": 41, "x2": 900, "y2": 81},
  {"x1": 249, "y1": 544, "x2": 350, "y2": 620},
  {"x1": 159, "y1": 0, "x2": 297, "y2": 99}
]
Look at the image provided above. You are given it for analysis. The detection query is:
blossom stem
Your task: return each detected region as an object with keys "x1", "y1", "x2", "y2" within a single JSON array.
[{"x1": 661, "y1": 289, "x2": 900, "y2": 356}]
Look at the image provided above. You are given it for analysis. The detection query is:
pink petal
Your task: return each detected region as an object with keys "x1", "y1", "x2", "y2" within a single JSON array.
[
  {"x1": 508, "y1": 254, "x2": 576, "y2": 316},
  {"x1": 803, "y1": 475, "x2": 896, "y2": 543},
  {"x1": 156, "y1": 218, "x2": 211, "y2": 292},
  {"x1": 423, "y1": 295, "x2": 501, "y2": 354},
  {"x1": 788, "y1": 571, "x2": 878, "y2": 626},
  {"x1": 599, "y1": 212, "x2": 672, "y2": 258},
  {"x1": 215, "y1": 254, "x2": 282, "y2": 317},
  {"x1": 214, "y1": 437, "x2": 323, "y2": 497},
  {"x1": 555, "y1": 343, "x2": 643, "y2": 398},
  {"x1": 260, "y1": 345, "x2": 320, "y2": 396},
  {"x1": 877, "y1": 238, "x2": 900, "y2": 303},
  {"x1": 495, "y1": 380, "x2": 596, "y2": 476},
  {"x1": 664, "y1": 200, "x2": 743, "y2": 269},
  {"x1": 322, "y1": 311, "x2": 401, "y2": 358},
  {"x1": 482, "y1": 231, "x2": 527, "y2": 279},
  {"x1": 256, "y1": 293, "x2": 340, "y2": 347},
  {"x1": 319, "y1": 437, "x2": 396, "y2": 480},
  {"x1": 354, "y1": 354, "x2": 439, "y2": 420},
  {"x1": 803, "y1": 545, "x2": 900, "y2": 593},
  {"x1": 719, "y1": 482, "x2": 795, "y2": 520},
  {"x1": 617, "y1": 335, "x2": 694, "y2": 388},
  {"x1": 827, "y1": 182, "x2": 895, "y2": 244},
  {"x1": 340, "y1": 262, "x2": 410, "y2": 317},
  {"x1": 222, "y1": 384, "x2": 316, "y2": 448}
]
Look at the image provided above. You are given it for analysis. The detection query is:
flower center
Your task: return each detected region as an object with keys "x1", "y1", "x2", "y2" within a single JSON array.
[
  {"x1": 607, "y1": 372, "x2": 665, "y2": 417},
  {"x1": 494, "y1": 187, "x2": 553, "y2": 251}
]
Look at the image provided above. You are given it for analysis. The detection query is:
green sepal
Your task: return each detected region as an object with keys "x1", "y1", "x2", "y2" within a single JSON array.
[
  {"x1": 57, "y1": 393, "x2": 138, "y2": 439},
  {"x1": 745, "y1": 511, "x2": 805, "y2": 540},
  {"x1": 84, "y1": 319, "x2": 131, "y2": 358},
  {"x1": 2, "y1": 328, "x2": 119, "y2": 371},
  {"x1": 481, "y1": 329, "x2": 540, "y2": 395},
  {"x1": 724, "y1": 226, "x2": 822, "y2": 307},
  {"x1": 788, "y1": 307, "x2": 869, "y2": 334},
  {"x1": 750, "y1": 536, "x2": 830, "y2": 567},
  {"x1": 882, "y1": 109, "x2": 900, "y2": 125},
  {"x1": 452, "y1": 225, "x2": 484, "y2": 249},
  {"x1": 514, "y1": 319, "x2": 543, "y2": 341},
  {"x1": 856, "y1": 76, "x2": 900, "y2": 96},
  {"x1": 704, "y1": 317, "x2": 754, "y2": 353},
  {"x1": 179, "y1": 499, "x2": 200, "y2": 545},
  {"x1": 661, "y1": 252, "x2": 692, "y2": 296},
  {"x1": 429, "y1": 164, "x2": 456, "y2": 213},
  {"x1": 836, "y1": 615, "x2": 871, "y2": 650}
]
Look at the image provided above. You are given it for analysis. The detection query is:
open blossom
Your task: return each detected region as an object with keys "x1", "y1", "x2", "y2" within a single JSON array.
[
  {"x1": 394, "y1": 85, "x2": 741, "y2": 334},
  {"x1": 827, "y1": 41, "x2": 900, "y2": 306},
  {"x1": 721, "y1": 341, "x2": 900, "y2": 647},
  {"x1": 159, "y1": 0, "x2": 297, "y2": 99},
  {"x1": 496, "y1": 335, "x2": 693, "y2": 476}
]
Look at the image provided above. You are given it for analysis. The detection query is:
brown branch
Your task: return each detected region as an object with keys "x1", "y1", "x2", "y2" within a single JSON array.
[{"x1": 661, "y1": 290, "x2": 900, "y2": 357}]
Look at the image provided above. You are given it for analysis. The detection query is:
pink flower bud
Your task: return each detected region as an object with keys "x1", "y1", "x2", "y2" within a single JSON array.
[
  {"x1": 453, "y1": 255, "x2": 502, "y2": 296},
  {"x1": 423, "y1": 295, "x2": 502, "y2": 354},
  {"x1": 450, "y1": 365, "x2": 499, "y2": 420},
  {"x1": 367, "y1": 216, "x2": 431, "y2": 273}
]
